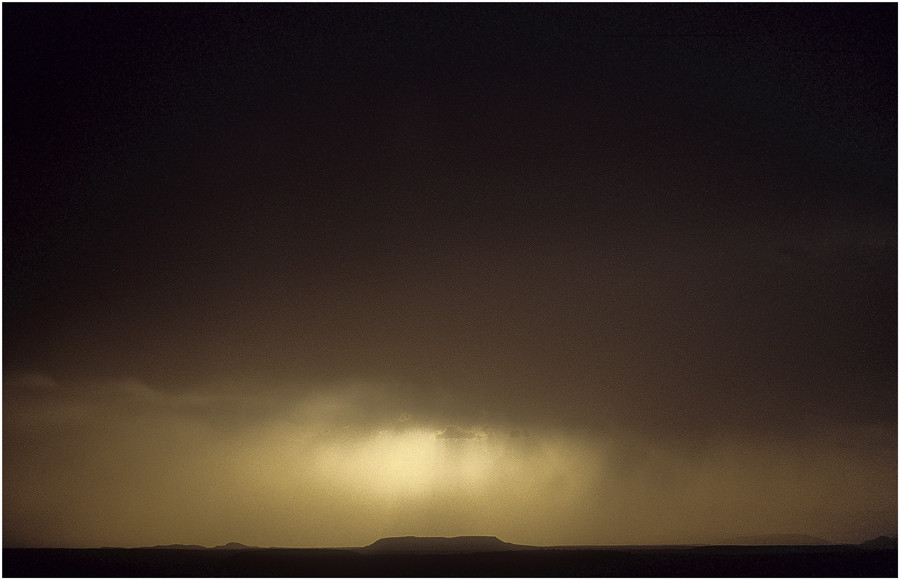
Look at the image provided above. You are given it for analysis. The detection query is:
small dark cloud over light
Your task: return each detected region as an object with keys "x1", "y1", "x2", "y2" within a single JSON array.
[{"x1": 436, "y1": 426, "x2": 479, "y2": 439}]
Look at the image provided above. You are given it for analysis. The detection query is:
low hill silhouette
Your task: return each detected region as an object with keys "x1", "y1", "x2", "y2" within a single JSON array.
[
  {"x1": 859, "y1": 536, "x2": 898, "y2": 550},
  {"x1": 362, "y1": 536, "x2": 526, "y2": 553},
  {"x1": 144, "y1": 542, "x2": 258, "y2": 550},
  {"x1": 212, "y1": 542, "x2": 258, "y2": 550}
]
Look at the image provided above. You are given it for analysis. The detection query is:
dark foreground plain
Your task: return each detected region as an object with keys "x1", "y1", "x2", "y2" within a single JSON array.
[{"x1": 4, "y1": 544, "x2": 897, "y2": 577}]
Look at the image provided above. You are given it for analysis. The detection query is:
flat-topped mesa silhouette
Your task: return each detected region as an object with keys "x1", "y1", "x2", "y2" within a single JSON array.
[{"x1": 362, "y1": 536, "x2": 525, "y2": 554}]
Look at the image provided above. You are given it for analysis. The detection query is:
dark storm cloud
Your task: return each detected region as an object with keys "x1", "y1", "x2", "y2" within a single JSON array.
[{"x1": 4, "y1": 3, "x2": 895, "y2": 548}]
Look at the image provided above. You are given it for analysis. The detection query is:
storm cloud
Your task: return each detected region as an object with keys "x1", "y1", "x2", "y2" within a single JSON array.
[{"x1": 4, "y1": 3, "x2": 896, "y2": 548}]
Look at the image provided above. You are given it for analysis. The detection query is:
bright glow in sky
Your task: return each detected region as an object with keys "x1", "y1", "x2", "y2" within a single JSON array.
[
  {"x1": 213, "y1": 386, "x2": 608, "y2": 547},
  {"x1": 5, "y1": 376, "x2": 895, "y2": 548}
]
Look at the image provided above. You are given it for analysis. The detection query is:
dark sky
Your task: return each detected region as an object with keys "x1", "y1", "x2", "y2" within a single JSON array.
[{"x1": 4, "y1": 3, "x2": 897, "y2": 548}]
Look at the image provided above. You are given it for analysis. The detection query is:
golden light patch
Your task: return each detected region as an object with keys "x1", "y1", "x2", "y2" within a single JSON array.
[
  {"x1": 317, "y1": 428, "x2": 441, "y2": 497},
  {"x1": 304, "y1": 421, "x2": 602, "y2": 510}
]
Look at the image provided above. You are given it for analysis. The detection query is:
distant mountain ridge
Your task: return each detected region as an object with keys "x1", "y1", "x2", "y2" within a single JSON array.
[
  {"x1": 136, "y1": 535, "x2": 898, "y2": 552},
  {"x1": 362, "y1": 536, "x2": 525, "y2": 553},
  {"x1": 144, "y1": 542, "x2": 258, "y2": 550}
]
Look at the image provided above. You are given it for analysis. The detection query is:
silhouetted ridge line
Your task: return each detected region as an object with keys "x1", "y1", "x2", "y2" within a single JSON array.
[
  {"x1": 143, "y1": 542, "x2": 259, "y2": 550},
  {"x1": 212, "y1": 542, "x2": 258, "y2": 550},
  {"x1": 859, "y1": 536, "x2": 898, "y2": 550}
]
